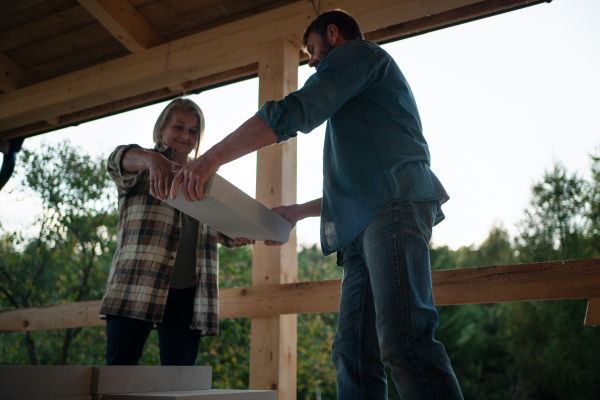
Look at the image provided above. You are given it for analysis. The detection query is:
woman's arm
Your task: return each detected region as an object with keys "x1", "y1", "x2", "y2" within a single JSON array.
[
  {"x1": 263, "y1": 198, "x2": 322, "y2": 246},
  {"x1": 122, "y1": 147, "x2": 182, "y2": 200},
  {"x1": 273, "y1": 198, "x2": 322, "y2": 227}
]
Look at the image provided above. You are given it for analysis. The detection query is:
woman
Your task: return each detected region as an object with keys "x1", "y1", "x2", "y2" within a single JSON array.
[{"x1": 100, "y1": 97, "x2": 249, "y2": 365}]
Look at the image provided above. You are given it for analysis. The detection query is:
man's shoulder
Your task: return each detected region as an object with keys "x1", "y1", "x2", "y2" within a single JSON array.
[{"x1": 336, "y1": 40, "x2": 388, "y2": 60}]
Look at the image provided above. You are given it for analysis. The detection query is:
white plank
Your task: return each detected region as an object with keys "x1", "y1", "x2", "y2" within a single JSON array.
[{"x1": 163, "y1": 173, "x2": 292, "y2": 242}]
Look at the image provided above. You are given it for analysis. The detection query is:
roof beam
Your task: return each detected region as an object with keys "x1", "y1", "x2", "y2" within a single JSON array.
[
  {"x1": 0, "y1": 0, "x2": 551, "y2": 141},
  {"x1": 0, "y1": 51, "x2": 37, "y2": 92},
  {"x1": 76, "y1": 0, "x2": 165, "y2": 53}
]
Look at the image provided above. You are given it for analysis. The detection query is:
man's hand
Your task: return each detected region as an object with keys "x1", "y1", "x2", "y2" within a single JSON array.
[
  {"x1": 170, "y1": 154, "x2": 219, "y2": 201},
  {"x1": 170, "y1": 115, "x2": 279, "y2": 201}
]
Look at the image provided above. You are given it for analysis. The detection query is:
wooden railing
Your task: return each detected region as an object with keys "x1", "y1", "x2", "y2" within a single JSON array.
[{"x1": 1, "y1": 258, "x2": 599, "y2": 333}]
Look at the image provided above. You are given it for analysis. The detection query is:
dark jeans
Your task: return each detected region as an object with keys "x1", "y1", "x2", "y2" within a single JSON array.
[
  {"x1": 105, "y1": 286, "x2": 201, "y2": 366},
  {"x1": 333, "y1": 201, "x2": 463, "y2": 399}
]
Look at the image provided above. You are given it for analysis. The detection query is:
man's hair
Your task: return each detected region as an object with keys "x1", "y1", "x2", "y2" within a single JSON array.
[{"x1": 302, "y1": 9, "x2": 364, "y2": 48}]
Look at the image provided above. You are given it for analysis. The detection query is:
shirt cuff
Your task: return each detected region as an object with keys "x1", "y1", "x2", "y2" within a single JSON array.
[
  {"x1": 107, "y1": 144, "x2": 143, "y2": 190},
  {"x1": 256, "y1": 101, "x2": 298, "y2": 144}
]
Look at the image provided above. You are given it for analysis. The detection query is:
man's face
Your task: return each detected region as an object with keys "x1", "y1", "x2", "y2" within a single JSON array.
[{"x1": 305, "y1": 32, "x2": 335, "y2": 69}]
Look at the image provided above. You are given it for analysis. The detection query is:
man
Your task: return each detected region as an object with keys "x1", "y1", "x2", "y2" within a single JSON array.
[{"x1": 173, "y1": 9, "x2": 463, "y2": 400}]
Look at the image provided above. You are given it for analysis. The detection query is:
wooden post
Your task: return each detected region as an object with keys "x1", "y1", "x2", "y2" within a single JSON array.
[
  {"x1": 585, "y1": 298, "x2": 600, "y2": 326},
  {"x1": 250, "y1": 38, "x2": 299, "y2": 399}
]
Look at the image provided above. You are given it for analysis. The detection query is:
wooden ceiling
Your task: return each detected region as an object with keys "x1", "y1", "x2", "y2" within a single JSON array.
[{"x1": 0, "y1": 0, "x2": 549, "y2": 143}]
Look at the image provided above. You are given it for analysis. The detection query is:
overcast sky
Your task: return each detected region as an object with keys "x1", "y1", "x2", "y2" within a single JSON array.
[{"x1": 1, "y1": 0, "x2": 598, "y2": 251}]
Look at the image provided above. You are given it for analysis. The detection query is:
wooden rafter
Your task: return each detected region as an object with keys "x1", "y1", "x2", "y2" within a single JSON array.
[
  {"x1": 0, "y1": 0, "x2": 551, "y2": 142},
  {"x1": 76, "y1": 0, "x2": 164, "y2": 53},
  {"x1": 0, "y1": 51, "x2": 37, "y2": 92}
]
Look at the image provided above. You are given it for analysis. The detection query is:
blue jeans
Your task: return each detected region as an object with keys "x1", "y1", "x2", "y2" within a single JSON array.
[
  {"x1": 105, "y1": 286, "x2": 201, "y2": 366},
  {"x1": 332, "y1": 201, "x2": 463, "y2": 400}
]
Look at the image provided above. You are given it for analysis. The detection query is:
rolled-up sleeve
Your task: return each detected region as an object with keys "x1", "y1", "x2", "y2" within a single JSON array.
[
  {"x1": 255, "y1": 41, "x2": 379, "y2": 143},
  {"x1": 107, "y1": 144, "x2": 143, "y2": 191}
]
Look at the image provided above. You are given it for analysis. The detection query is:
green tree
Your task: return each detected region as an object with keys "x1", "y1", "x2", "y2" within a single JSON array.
[
  {"x1": 136, "y1": 244, "x2": 342, "y2": 399},
  {"x1": 0, "y1": 141, "x2": 117, "y2": 365},
  {"x1": 296, "y1": 245, "x2": 340, "y2": 400},
  {"x1": 584, "y1": 148, "x2": 600, "y2": 257},
  {"x1": 431, "y1": 225, "x2": 523, "y2": 400},
  {"x1": 515, "y1": 162, "x2": 587, "y2": 262},
  {"x1": 198, "y1": 245, "x2": 253, "y2": 389},
  {"x1": 506, "y1": 160, "x2": 600, "y2": 400},
  {"x1": 136, "y1": 245, "x2": 254, "y2": 379}
]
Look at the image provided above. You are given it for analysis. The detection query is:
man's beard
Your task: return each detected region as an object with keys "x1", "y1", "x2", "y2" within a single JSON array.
[{"x1": 314, "y1": 39, "x2": 335, "y2": 68}]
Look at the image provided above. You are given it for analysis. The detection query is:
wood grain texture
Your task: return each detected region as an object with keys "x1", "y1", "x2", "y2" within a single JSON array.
[
  {"x1": 249, "y1": 37, "x2": 299, "y2": 400},
  {"x1": 2, "y1": 258, "x2": 598, "y2": 333},
  {"x1": 585, "y1": 298, "x2": 600, "y2": 326},
  {"x1": 1, "y1": 0, "x2": 550, "y2": 140}
]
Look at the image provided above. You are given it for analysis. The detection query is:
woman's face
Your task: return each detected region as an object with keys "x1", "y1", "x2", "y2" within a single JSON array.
[{"x1": 160, "y1": 109, "x2": 200, "y2": 158}]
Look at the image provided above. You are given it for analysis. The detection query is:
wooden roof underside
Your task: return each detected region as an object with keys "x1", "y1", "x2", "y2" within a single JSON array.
[{"x1": 0, "y1": 0, "x2": 550, "y2": 142}]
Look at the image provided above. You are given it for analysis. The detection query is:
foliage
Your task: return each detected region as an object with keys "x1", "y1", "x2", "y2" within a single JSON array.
[
  {"x1": 515, "y1": 162, "x2": 588, "y2": 262},
  {"x1": 198, "y1": 245, "x2": 253, "y2": 389},
  {"x1": 503, "y1": 160, "x2": 600, "y2": 400},
  {"x1": 431, "y1": 225, "x2": 520, "y2": 400},
  {"x1": 2, "y1": 144, "x2": 600, "y2": 400},
  {"x1": 295, "y1": 245, "x2": 340, "y2": 400},
  {"x1": 429, "y1": 160, "x2": 600, "y2": 400},
  {"x1": 584, "y1": 148, "x2": 600, "y2": 257},
  {"x1": 1, "y1": 141, "x2": 117, "y2": 365},
  {"x1": 136, "y1": 244, "x2": 341, "y2": 400}
]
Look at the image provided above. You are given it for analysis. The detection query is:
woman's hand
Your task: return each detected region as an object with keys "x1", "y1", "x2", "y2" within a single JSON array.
[
  {"x1": 263, "y1": 205, "x2": 300, "y2": 246},
  {"x1": 234, "y1": 237, "x2": 256, "y2": 245},
  {"x1": 147, "y1": 152, "x2": 182, "y2": 200},
  {"x1": 262, "y1": 199, "x2": 322, "y2": 246}
]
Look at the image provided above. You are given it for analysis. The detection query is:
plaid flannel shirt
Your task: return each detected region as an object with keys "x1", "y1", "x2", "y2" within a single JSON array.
[{"x1": 99, "y1": 144, "x2": 239, "y2": 336}]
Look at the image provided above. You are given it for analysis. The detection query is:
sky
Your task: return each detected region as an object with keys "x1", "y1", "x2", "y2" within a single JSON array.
[{"x1": 1, "y1": 0, "x2": 599, "y2": 251}]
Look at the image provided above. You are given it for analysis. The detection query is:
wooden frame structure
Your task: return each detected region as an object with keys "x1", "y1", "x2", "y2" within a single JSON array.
[
  {"x1": 2, "y1": 259, "x2": 599, "y2": 398},
  {"x1": 0, "y1": 0, "x2": 552, "y2": 142},
  {"x1": 4, "y1": 1, "x2": 598, "y2": 399}
]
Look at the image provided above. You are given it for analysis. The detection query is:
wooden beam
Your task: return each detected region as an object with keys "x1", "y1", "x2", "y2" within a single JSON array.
[
  {"x1": 585, "y1": 298, "x2": 600, "y2": 326},
  {"x1": 3, "y1": 0, "x2": 543, "y2": 140},
  {"x1": 2, "y1": 258, "x2": 598, "y2": 333},
  {"x1": 76, "y1": 0, "x2": 164, "y2": 53},
  {"x1": 249, "y1": 38, "x2": 299, "y2": 400},
  {"x1": 0, "y1": 300, "x2": 104, "y2": 333},
  {"x1": 0, "y1": 53, "x2": 59, "y2": 128},
  {"x1": 0, "y1": 52, "x2": 37, "y2": 92},
  {"x1": 0, "y1": 63, "x2": 259, "y2": 141},
  {"x1": 431, "y1": 258, "x2": 600, "y2": 305},
  {"x1": 364, "y1": 0, "x2": 551, "y2": 44},
  {"x1": 0, "y1": 279, "x2": 340, "y2": 333}
]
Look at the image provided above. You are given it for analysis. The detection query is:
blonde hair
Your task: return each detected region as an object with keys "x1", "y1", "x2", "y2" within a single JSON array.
[{"x1": 153, "y1": 97, "x2": 205, "y2": 158}]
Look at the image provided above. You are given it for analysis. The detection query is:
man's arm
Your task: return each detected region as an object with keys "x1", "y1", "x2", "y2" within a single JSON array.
[{"x1": 171, "y1": 115, "x2": 278, "y2": 201}]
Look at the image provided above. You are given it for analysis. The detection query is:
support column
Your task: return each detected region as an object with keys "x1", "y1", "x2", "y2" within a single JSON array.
[{"x1": 250, "y1": 38, "x2": 299, "y2": 400}]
